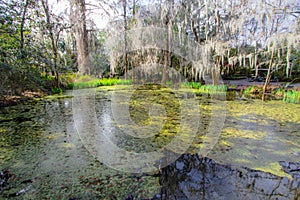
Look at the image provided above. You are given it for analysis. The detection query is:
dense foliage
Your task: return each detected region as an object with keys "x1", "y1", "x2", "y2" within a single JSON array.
[{"x1": 0, "y1": 0, "x2": 299, "y2": 96}]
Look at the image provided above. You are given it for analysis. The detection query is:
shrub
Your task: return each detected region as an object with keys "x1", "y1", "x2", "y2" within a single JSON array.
[{"x1": 51, "y1": 87, "x2": 63, "y2": 94}]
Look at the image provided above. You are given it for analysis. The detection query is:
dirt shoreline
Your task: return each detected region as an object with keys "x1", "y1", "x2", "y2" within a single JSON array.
[
  {"x1": 225, "y1": 79, "x2": 300, "y2": 89},
  {"x1": 0, "y1": 91, "x2": 45, "y2": 107}
]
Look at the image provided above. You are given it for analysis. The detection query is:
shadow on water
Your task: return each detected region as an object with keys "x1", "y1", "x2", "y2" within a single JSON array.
[{"x1": 157, "y1": 154, "x2": 300, "y2": 200}]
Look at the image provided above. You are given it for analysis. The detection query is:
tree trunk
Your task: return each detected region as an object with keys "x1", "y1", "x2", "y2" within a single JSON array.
[
  {"x1": 212, "y1": 56, "x2": 221, "y2": 85},
  {"x1": 212, "y1": 68, "x2": 219, "y2": 85},
  {"x1": 123, "y1": 0, "x2": 128, "y2": 80},
  {"x1": 74, "y1": 0, "x2": 90, "y2": 75},
  {"x1": 161, "y1": 0, "x2": 173, "y2": 85},
  {"x1": 254, "y1": 46, "x2": 258, "y2": 79},
  {"x1": 191, "y1": 19, "x2": 200, "y2": 43},
  {"x1": 20, "y1": 0, "x2": 29, "y2": 49},
  {"x1": 286, "y1": 47, "x2": 291, "y2": 78},
  {"x1": 161, "y1": 26, "x2": 170, "y2": 85},
  {"x1": 262, "y1": 47, "x2": 275, "y2": 101},
  {"x1": 41, "y1": 0, "x2": 59, "y2": 87},
  {"x1": 132, "y1": 0, "x2": 136, "y2": 85}
]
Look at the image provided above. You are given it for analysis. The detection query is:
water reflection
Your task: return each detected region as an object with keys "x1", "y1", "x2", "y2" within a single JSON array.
[{"x1": 158, "y1": 154, "x2": 300, "y2": 200}]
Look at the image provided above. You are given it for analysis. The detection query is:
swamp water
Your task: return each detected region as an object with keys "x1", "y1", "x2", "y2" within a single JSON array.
[{"x1": 0, "y1": 86, "x2": 299, "y2": 199}]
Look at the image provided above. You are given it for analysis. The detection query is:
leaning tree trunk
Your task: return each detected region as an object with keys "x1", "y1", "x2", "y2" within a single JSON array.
[{"x1": 262, "y1": 47, "x2": 275, "y2": 101}]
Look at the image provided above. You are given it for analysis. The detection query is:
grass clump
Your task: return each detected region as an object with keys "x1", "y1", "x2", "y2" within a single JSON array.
[
  {"x1": 283, "y1": 90, "x2": 300, "y2": 104},
  {"x1": 273, "y1": 88, "x2": 284, "y2": 97},
  {"x1": 182, "y1": 82, "x2": 228, "y2": 93},
  {"x1": 198, "y1": 85, "x2": 228, "y2": 93},
  {"x1": 51, "y1": 87, "x2": 63, "y2": 94},
  {"x1": 69, "y1": 76, "x2": 132, "y2": 89},
  {"x1": 243, "y1": 85, "x2": 262, "y2": 95},
  {"x1": 182, "y1": 82, "x2": 202, "y2": 89},
  {"x1": 116, "y1": 79, "x2": 132, "y2": 85},
  {"x1": 272, "y1": 88, "x2": 299, "y2": 104}
]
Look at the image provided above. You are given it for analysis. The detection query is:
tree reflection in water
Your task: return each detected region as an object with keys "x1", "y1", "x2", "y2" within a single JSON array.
[{"x1": 156, "y1": 154, "x2": 300, "y2": 200}]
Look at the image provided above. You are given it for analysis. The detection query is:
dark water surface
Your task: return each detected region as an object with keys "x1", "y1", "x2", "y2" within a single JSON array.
[{"x1": 0, "y1": 86, "x2": 299, "y2": 199}]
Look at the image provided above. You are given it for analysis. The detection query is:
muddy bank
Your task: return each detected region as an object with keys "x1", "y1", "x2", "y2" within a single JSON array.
[
  {"x1": 227, "y1": 79, "x2": 300, "y2": 91},
  {"x1": 0, "y1": 91, "x2": 45, "y2": 107}
]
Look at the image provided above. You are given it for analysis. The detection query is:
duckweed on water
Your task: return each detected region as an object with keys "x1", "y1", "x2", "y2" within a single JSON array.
[
  {"x1": 0, "y1": 86, "x2": 299, "y2": 198},
  {"x1": 253, "y1": 162, "x2": 292, "y2": 179},
  {"x1": 1, "y1": 98, "x2": 159, "y2": 199},
  {"x1": 206, "y1": 99, "x2": 300, "y2": 178},
  {"x1": 104, "y1": 86, "x2": 296, "y2": 178}
]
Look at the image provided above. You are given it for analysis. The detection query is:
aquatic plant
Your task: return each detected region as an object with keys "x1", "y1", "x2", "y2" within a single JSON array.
[
  {"x1": 51, "y1": 87, "x2": 63, "y2": 94},
  {"x1": 199, "y1": 85, "x2": 228, "y2": 93},
  {"x1": 98, "y1": 78, "x2": 118, "y2": 86},
  {"x1": 273, "y1": 88, "x2": 284, "y2": 97},
  {"x1": 69, "y1": 80, "x2": 99, "y2": 89},
  {"x1": 243, "y1": 86, "x2": 262, "y2": 95},
  {"x1": 182, "y1": 82, "x2": 228, "y2": 93},
  {"x1": 283, "y1": 90, "x2": 300, "y2": 104},
  {"x1": 69, "y1": 78, "x2": 132, "y2": 89},
  {"x1": 116, "y1": 79, "x2": 132, "y2": 85},
  {"x1": 182, "y1": 82, "x2": 202, "y2": 89}
]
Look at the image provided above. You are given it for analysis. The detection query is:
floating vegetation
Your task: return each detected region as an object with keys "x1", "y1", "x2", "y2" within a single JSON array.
[
  {"x1": 0, "y1": 87, "x2": 300, "y2": 199},
  {"x1": 253, "y1": 162, "x2": 292, "y2": 179},
  {"x1": 44, "y1": 94, "x2": 73, "y2": 100}
]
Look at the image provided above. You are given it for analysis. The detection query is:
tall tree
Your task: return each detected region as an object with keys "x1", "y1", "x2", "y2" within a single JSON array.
[
  {"x1": 161, "y1": 0, "x2": 174, "y2": 85},
  {"x1": 41, "y1": 0, "x2": 60, "y2": 86},
  {"x1": 20, "y1": 0, "x2": 29, "y2": 49},
  {"x1": 71, "y1": 0, "x2": 90, "y2": 75},
  {"x1": 122, "y1": 0, "x2": 128, "y2": 79}
]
